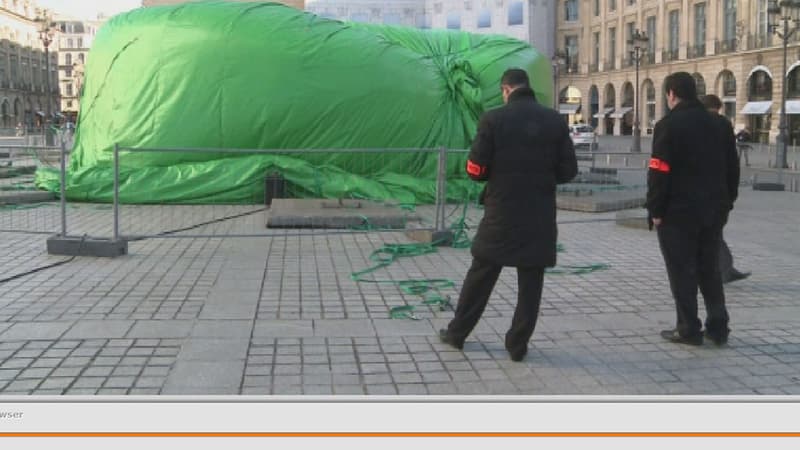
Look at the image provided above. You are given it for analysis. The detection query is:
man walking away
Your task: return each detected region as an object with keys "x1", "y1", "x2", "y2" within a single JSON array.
[
  {"x1": 647, "y1": 73, "x2": 740, "y2": 347},
  {"x1": 701, "y1": 94, "x2": 750, "y2": 284},
  {"x1": 439, "y1": 68, "x2": 578, "y2": 361}
]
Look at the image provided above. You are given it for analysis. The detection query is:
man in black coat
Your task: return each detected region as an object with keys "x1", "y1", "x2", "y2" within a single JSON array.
[
  {"x1": 439, "y1": 68, "x2": 578, "y2": 361},
  {"x1": 647, "y1": 72, "x2": 740, "y2": 347},
  {"x1": 701, "y1": 94, "x2": 750, "y2": 284}
]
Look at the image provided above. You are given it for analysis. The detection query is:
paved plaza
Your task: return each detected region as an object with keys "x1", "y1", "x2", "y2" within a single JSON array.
[{"x1": 1, "y1": 180, "x2": 800, "y2": 395}]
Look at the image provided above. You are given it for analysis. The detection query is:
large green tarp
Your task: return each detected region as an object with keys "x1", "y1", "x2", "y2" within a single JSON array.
[{"x1": 38, "y1": 0, "x2": 552, "y2": 204}]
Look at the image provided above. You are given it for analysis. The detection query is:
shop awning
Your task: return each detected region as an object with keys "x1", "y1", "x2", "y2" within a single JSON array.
[
  {"x1": 609, "y1": 106, "x2": 632, "y2": 119},
  {"x1": 559, "y1": 103, "x2": 580, "y2": 114},
  {"x1": 593, "y1": 107, "x2": 614, "y2": 118},
  {"x1": 784, "y1": 100, "x2": 800, "y2": 114},
  {"x1": 740, "y1": 101, "x2": 772, "y2": 115},
  {"x1": 35, "y1": 111, "x2": 45, "y2": 117}
]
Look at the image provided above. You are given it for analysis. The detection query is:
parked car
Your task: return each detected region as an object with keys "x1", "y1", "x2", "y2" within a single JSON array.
[{"x1": 569, "y1": 124, "x2": 598, "y2": 151}]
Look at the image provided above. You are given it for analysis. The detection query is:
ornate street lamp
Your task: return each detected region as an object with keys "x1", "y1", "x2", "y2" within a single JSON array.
[
  {"x1": 769, "y1": 0, "x2": 800, "y2": 169},
  {"x1": 551, "y1": 49, "x2": 567, "y2": 110},
  {"x1": 34, "y1": 11, "x2": 57, "y2": 141},
  {"x1": 628, "y1": 29, "x2": 649, "y2": 153}
]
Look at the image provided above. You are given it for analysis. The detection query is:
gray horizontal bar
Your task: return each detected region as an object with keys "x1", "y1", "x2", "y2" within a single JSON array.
[
  {"x1": 122, "y1": 228, "x2": 435, "y2": 240},
  {"x1": 118, "y1": 147, "x2": 457, "y2": 154}
]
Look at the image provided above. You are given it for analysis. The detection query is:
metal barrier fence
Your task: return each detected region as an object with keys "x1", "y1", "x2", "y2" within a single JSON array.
[
  {"x1": 108, "y1": 145, "x2": 459, "y2": 241},
  {"x1": 0, "y1": 142, "x2": 66, "y2": 234}
]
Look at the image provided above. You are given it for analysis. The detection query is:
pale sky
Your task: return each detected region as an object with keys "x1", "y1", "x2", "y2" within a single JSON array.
[{"x1": 36, "y1": 0, "x2": 142, "y2": 20}]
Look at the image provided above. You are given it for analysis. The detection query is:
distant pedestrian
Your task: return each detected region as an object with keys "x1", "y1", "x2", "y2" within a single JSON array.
[
  {"x1": 702, "y1": 94, "x2": 750, "y2": 284},
  {"x1": 735, "y1": 127, "x2": 752, "y2": 167},
  {"x1": 647, "y1": 73, "x2": 740, "y2": 347},
  {"x1": 439, "y1": 68, "x2": 578, "y2": 361}
]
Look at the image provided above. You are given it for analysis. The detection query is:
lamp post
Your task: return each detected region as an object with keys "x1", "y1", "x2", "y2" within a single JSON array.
[
  {"x1": 768, "y1": 0, "x2": 800, "y2": 170},
  {"x1": 35, "y1": 11, "x2": 57, "y2": 143},
  {"x1": 628, "y1": 29, "x2": 649, "y2": 153},
  {"x1": 551, "y1": 49, "x2": 567, "y2": 111}
]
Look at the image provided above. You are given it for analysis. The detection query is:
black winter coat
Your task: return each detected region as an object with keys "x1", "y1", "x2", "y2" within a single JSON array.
[
  {"x1": 466, "y1": 87, "x2": 578, "y2": 268},
  {"x1": 646, "y1": 100, "x2": 739, "y2": 225}
]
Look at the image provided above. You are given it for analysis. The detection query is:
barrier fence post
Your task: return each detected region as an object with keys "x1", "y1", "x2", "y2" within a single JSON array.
[
  {"x1": 59, "y1": 137, "x2": 67, "y2": 237},
  {"x1": 113, "y1": 143, "x2": 120, "y2": 241}
]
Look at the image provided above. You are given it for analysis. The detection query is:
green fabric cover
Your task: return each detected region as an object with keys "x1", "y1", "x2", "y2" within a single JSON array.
[{"x1": 37, "y1": 0, "x2": 552, "y2": 204}]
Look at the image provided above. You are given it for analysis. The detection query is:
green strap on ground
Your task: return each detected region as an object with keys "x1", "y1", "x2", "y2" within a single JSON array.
[{"x1": 347, "y1": 196, "x2": 611, "y2": 320}]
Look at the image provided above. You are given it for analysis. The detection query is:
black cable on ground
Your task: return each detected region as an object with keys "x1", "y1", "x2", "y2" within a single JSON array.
[
  {"x1": 126, "y1": 207, "x2": 268, "y2": 241},
  {"x1": 0, "y1": 235, "x2": 86, "y2": 285}
]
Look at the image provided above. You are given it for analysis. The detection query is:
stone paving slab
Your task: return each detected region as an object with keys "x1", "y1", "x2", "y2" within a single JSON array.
[
  {"x1": 63, "y1": 320, "x2": 135, "y2": 339},
  {"x1": 0, "y1": 321, "x2": 75, "y2": 340},
  {"x1": 126, "y1": 320, "x2": 194, "y2": 339}
]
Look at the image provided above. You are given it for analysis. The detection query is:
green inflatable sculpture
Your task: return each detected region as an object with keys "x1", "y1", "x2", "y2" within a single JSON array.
[{"x1": 39, "y1": 0, "x2": 552, "y2": 204}]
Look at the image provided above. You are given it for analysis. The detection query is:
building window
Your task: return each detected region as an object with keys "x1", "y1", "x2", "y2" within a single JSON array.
[
  {"x1": 350, "y1": 12, "x2": 368, "y2": 22},
  {"x1": 447, "y1": 12, "x2": 461, "y2": 29},
  {"x1": 609, "y1": 0, "x2": 616, "y2": 12},
  {"x1": 609, "y1": 27, "x2": 616, "y2": 68},
  {"x1": 509, "y1": 1, "x2": 524, "y2": 25},
  {"x1": 669, "y1": 10, "x2": 680, "y2": 52},
  {"x1": 477, "y1": 9, "x2": 491, "y2": 28},
  {"x1": 66, "y1": 68, "x2": 72, "y2": 77},
  {"x1": 593, "y1": 31, "x2": 600, "y2": 66},
  {"x1": 628, "y1": 0, "x2": 635, "y2": 5},
  {"x1": 66, "y1": 83, "x2": 73, "y2": 96},
  {"x1": 564, "y1": 0, "x2": 578, "y2": 22},
  {"x1": 626, "y1": 22, "x2": 635, "y2": 60},
  {"x1": 67, "y1": 38, "x2": 73, "y2": 48},
  {"x1": 565, "y1": 35, "x2": 578, "y2": 72},
  {"x1": 383, "y1": 13, "x2": 400, "y2": 25},
  {"x1": 464, "y1": 0, "x2": 472, "y2": 11},
  {"x1": 78, "y1": 53, "x2": 85, "y2": 63},
  {"x1": 694, "y1": 3, "x2": 706, "y2": 48},
  {"x1": 723, "y1": 0, "x2": 736, "y2": 42},
  {"x1": 416, "y1": 14, "x2": 431, "y2": 29},
  {"x1": 66, "y1": 53, "x2": 72, "y2": 66},
  {"x1": 594, "y1": 0, "x2": 599, "y2": 17},
  {"x1": 78, "y1": 37, "x2": 83, "y2": 48},
  {"x1": 646, "y1": 16, "x2": 656, "y2": 57},
  {"x1": 434, "y1": 2, "x2": 442, "y2": 14}
]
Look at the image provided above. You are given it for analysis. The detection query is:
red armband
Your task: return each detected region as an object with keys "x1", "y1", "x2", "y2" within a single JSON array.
[
  {"x1": 649, "y1": 158, "x2": 670, "y2": 173},
  {"x1": 466, "y1": 159, "x2": 487, "y2": 177}
]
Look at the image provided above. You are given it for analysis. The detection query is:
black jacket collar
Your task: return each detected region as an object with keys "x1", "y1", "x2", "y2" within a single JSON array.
[
  {"x1": 507, "y1": 87, "x2": 537, "y2": 104},
  {"x1": 670, "y1": 98, "x2": 704, "y2": 113}
]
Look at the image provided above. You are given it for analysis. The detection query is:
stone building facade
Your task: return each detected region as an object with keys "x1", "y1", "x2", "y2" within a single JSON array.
[
  {"x1": 142, "y1": 0, "x2": 306, "y2": 9},
  {"x1": 54, "y1": 16, "x2": 102, "y2": 122},
  {"x1": 0, "y1": 0, "x2": 59, "y2": 131},
  {"x1": 306, "y1": 0, "x2": 556, "y2": 57},
  {"x1": 557, "y1": 0, "x2": 800, "y2": 143}
]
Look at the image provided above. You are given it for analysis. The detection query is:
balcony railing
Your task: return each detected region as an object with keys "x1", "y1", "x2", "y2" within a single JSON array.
[
  {"x1": 605, "y1": 59, "x2": 616, "y2": 70},
  {"x1": 662, "y1": 49, "x2": 679, "y2": 62},
  {"x1": 687, "y1": 44, "x2": 706, "y2": 58},
  {"x1": 566, "y1": 61, "x2": 579, "y2": 74},
  {"x1": 747, "y1": 33, "x2": 772, "y2": 50},
  {"x1": 716, "y1": 38, "x2": 737, "y2": 54}
]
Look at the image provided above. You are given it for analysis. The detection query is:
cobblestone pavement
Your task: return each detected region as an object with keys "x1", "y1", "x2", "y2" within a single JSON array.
[{"x1": 1, "y1": 189, "x2": 799, "y2": 395}]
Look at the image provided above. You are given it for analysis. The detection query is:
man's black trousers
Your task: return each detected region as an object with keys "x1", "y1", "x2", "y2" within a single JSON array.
[
  {"x1": 656, "y1": 215, "x2": 730, "y2": 339},
  {"x1": 446, "y1": 258, "x2": 545, "y2": 353}
]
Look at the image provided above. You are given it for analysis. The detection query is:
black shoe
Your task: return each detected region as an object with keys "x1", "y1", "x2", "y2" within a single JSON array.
[
  {"x1": 704, "y1": 329, "x2": 729, "y2": 346},
  {"x1": 438, "y1": 329, "x2": 463, "y2": 350},
  {"x1": 507, "y1": 347, "x2": 527, "y2": 362},
  {"x1": 724, "y1": 270, "x2": 750, "y2": 284},
  {"x1": 660, "y1": 329, "x2": 703, "y2": 346}
]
